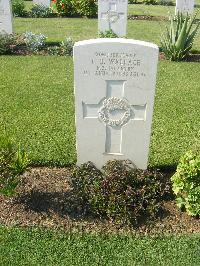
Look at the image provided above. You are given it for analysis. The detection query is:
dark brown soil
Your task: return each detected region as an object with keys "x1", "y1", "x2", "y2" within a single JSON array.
[
  {"x1": 0, "y1": 167, "x2": 199, "y2": 235},
  {"x1": 10, "y1": 46, "x2": 200, "y2": 63},
  {"x1": 128, "y1": 15, "x2": 200, "y2": 24},
  {"x1": 159, "y1": 52, "x2": 200, "y2": 62},
  {"x1": 184, "y1": 53, "x2": 200, "y2": 62},
  {"x1": 128, "y1": 15, "x2": 168, "y2": 21},
  {"x1": 10, "y1": 45, "x2": 50, "y2": 56}
]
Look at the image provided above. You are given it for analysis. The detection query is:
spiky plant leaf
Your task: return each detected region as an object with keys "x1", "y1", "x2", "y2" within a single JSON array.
[{"x1": 161, "y1": 12, "x2": 199, "y2": 61}]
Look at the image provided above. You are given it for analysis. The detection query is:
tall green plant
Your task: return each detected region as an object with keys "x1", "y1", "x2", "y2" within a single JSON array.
[
  {"x1": 161, "y1": 12, "x2": 200, "y2": 61},
  {"x1": 0, "y1": 135, "x2": 30, "y2": 197}
]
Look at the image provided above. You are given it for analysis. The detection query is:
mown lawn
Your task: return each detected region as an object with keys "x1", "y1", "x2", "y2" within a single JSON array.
[
  {"x1": 0, "y1": 227, "x2": 200, "y2": 266},
  {"x1": 0, "y1": 56, "x2": 199, "y2": 168},
  {"x1": 24, "y1": 0, "x2": 200, "y2": 17},
  {"x1": 0, "y1": 56, "x2": 75, "y2": 166},
  {"x1": 128, "y1": 2, "x2": 200, "y2": 18},
  {"x1": 13, "y1": 17, "x2": 200, "y2": 51}
]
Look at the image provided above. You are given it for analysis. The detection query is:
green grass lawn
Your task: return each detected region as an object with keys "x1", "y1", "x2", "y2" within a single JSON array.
[
  {"x1": 0, "y1": 56, "x2": 75, "y2": 166},
  {"x1": 13, "y1": 17, "x2": 200, "y2": 51},
  {"x1": 24, "y1": 0, "x2": 200, "y2": 18},
  {"x1": 0, "y1": 227, "x2": 200, "y2": 266},
  {"x1": 128, "y1": 2, "x2": 200, "y2": 18},
  {"x1": 0, "y1": 56, "x2": 199, "y2": 168}
]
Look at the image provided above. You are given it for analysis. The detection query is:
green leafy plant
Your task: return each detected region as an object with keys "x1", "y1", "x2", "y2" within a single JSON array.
[
  {"x1": 0, "y1": 135, "x2": 30, "y2": 197},
  {"x1": 51, "y1": 0, "x2": 78, "y2": 17},
  {"x1": 77, "y1": 0, "x2": 97, "y2": 18},
  {"x1": 71, "y1": 160, "x2": 171, "y2": 224},
  {"x1": 158, "y1": 0, "x2": 174, "y2": 6},
  {"x1": 12, "y1": 0, "x2": 26, "y2": 17},
  {"x1": 142, "y1": 0, "x2": 158, "y2": 5},
  {"x1": 0, "y1": 33, "x2": 15, "y2": 55},
  {"x1": 128, "y1": 0, "x2": 138, "y2": 4},
  {"x1": 161, "y1": 12, "x2": 200, "y2": 61},
  {"x1": 31, "y1": 4, "x2": 54, "y2": 18},
  {"x1": 51, "y1": 0, "x2": 97, "y2": 18},
  {"x1": 59, "y1": 37, "x2": 74, "y2": 56},
  {"x1": 47, "y1": 37, "x2": 74, "y2": 56},
  {"x1": 171, "y1": 150, "x2": 200, "y2": 217},
  {"x1": 99, "y1": 29, "x2": 119, "y2": 38}
]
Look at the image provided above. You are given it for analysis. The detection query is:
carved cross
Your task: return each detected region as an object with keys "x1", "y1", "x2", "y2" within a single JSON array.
[
  {"x1": 183, "y1": 0, "x2": 189, "y2": 11},
  {"x1": 101, "y1": 2, "x2": 125, "y2": 28},
  {"x1": 82, "y1": 80, "x2": 146, "y2": 155}
]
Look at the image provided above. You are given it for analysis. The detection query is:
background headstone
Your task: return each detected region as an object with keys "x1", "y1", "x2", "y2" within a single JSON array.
[
  {"x1": 33, "y1": 0, "x2": 51, "y2": 7},
  {"x1": 98, "y1": 0, "x2": 128, "y2": 37},
  {"x1": 74, "y1": 39, "x2": 159, "y2": 170},
  {"x1": 175, "y1": 0, "x2": 194, "y2": 14},
  {"x1": 0, "y1": 0, "x2": 12, "y2": 34}
]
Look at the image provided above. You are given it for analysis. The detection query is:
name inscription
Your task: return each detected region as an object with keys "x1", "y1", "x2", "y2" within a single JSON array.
[{"x1": 83, "y1": 51, "x2": 146, "y2": 78}]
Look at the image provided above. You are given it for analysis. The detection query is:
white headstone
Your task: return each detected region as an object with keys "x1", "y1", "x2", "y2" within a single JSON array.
[
  {"x1": 33, "y1": 0, "x2": 51, "y2": 7},
  {"x1": 175, "y1": 0, "x2": 194, "y2": 14},
  {"x1": 0, "y1": 0, "x2": 12, "y2": 34},
  {"x1": 74, "y1": 39, "x2": 159, "y2": 170},
  {"x1": 98, "y1": 0, "x2": 128, "y2": 37}
]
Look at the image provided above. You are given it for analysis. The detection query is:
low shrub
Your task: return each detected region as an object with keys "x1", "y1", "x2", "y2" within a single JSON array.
[
  {"x1": 51, "y1": 0, "x2": 97, "y2": 18},
  {"x1": 128, "y1": 0, "x2": 138, "y2": 4},
  {"x1": 77, "y1": 0, "x2": 97, "y2": 18},
  {"x1": 12, "y1": 0, "x2": 26, "y2": 17},
  {"x1": 71, "y1": 160, "x2": 171, "y2": 224},
  {"x1": 158, "y1": 0, "x2": 174, "y2": 6},
  {"x1": 23, "y1": 32, "x2": 47, "y2": 53},
  {"x1": 47, "y1": 37, "x2": 74, "y2": 56},
  {"x1": 171, "y1": 150, "x2": 200, "y2": 217},
  {"x1": 99, "y1": 29, "x2": 119, "y2": 38},
  {"x1": 161, "y1": 12, "x2": 200, "y2": 61},
  {"x1": 0, "y1": 33, "x2": 15, "y2": 55},
  {"x1": 51, "y1": 0, "x2": 78, "y2": 17},
  {"x1": 31, "y1": 4, "x2": 54, "y2": 18},
  {"x1": 0, "y1": 135, "x2": 29, "y2": 197},
  {"x1": 142, "y1": 0, "x2": 158, "y2": 5},
  {"x1": 59, "y1": 37, "x2": 74, "y2": 55},
  {"x1": 47, "y1": 45, "x2": 60, "y2": 55}
]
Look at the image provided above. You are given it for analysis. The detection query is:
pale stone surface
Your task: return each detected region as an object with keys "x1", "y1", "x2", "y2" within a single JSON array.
[
  {"x1": 33, "y1": 0, "x2": 51, "y2": 7},
  {"x1": 74, "y1": 39, "x2": 159, "y2": 170},
  {"x1": 0, "y1": 0, "x2": 12, "y2": 34},
  {"x1": 98, "y1": 0, "x2": 128, "y2": 37},
  {"x1": 175, "y1": 0, "x2": 194, "y2": 14}
]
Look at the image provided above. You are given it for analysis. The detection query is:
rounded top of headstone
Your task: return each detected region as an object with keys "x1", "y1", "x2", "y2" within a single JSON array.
[{"x1": 74, "y1": 38, "x2": 159, "y2": 50}]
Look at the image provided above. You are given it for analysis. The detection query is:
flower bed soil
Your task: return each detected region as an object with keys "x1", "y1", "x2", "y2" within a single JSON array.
[
  {"x1": 128, "y1": 15, "x2": 168, "y2": 21},
  {"x1": 0, "y1": 167, "x2": 199, "y2": 235},
  {"x1": 159, "y1": 52, "x2": 200, "y2": 62},
  {"x1": 7, "y1": 46, "x2": 200, "y2": 62}
]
